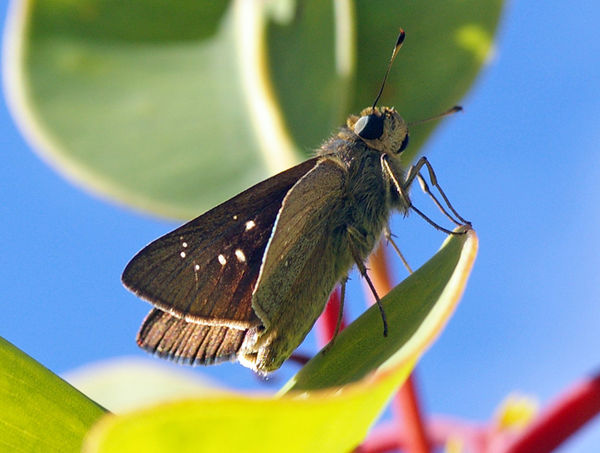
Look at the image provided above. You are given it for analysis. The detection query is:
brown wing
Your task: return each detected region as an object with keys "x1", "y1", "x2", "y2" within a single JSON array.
[
  {"x1": 137, "y1": 309, "x2": 249, "y2": 365},
  {"x1": 247, "y1": 158, "x2": 350, "y2": 371},
  {"x1": 122, "y1": 158, "x2": 319, "y2": 328}
]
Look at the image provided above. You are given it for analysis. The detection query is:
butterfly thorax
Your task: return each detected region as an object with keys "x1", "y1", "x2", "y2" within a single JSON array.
[
  {"x1": 330, "y1": 105, "x2": 412, "y2": 211},
  {"x1": 320, "y1": 107, "x2": 412, "y2": 238},
  {"x1": 316, "y1": 129, "x2": 405, "y2": 263}
]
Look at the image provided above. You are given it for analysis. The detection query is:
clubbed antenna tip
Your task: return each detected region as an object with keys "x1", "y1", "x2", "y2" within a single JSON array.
[{"x1": 372, "y1": 29, "x2": 406, "y2": 109}]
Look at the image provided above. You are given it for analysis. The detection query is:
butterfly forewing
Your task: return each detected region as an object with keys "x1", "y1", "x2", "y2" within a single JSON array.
[
  {"x1": 122, "y1": 158, "x2": 320, "y2": 328},
  {"x1": 249, "y1": 158, "x2": 351, "y2": 369}
]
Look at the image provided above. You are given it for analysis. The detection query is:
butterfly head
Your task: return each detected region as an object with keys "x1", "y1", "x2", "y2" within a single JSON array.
[{"x1": 349, "y1": 106, "x2": 409, "y2": 156}]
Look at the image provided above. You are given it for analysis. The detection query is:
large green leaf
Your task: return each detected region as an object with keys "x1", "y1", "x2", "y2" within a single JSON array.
[
  {"x1": 265, "y1": 0, "x2": 353, "y2": 151},
  {"x1": 284, "y1": 228, "x2": 477, "y2": 391},
  {"x1": 269, "y1": 0, "x2": 503, "y2": 164},
  {"x1": 5, "y1": 0, "x2": 271, "y2": 218},
  {"x1": 5, "y1": 0, "x2": 502, "y2": 218},
  {"x1": 0, "y1": 337, "x2": 106, "y2": 453},
  {"x1": 82, "y1": 229, "x2": 478, "y2": 453}
]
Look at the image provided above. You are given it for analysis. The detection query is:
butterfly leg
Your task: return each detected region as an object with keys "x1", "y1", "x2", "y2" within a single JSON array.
[
  {"x1": 381, "y1": 155, "x2": 466, "y2": 235},
  {"x1": 332, "y1": 278, "x2": 347, "y2": 342},
  {"x1": 383, "y1": 226, "x2": 413, "y2": 274},
  {"x1": 347, "y1": 227, "x2": 388, "y2": 337},
  {"x1": 406, "y1": 156, "x2": 471, "y2": 227},
  {"x1": 321, "y1": 279, "x2": 348, "y2": 354}
]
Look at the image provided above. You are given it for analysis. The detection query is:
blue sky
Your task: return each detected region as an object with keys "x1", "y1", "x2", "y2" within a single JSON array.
[{"x1": 2, "y1": 1, "x2": 600, "y2": 451}]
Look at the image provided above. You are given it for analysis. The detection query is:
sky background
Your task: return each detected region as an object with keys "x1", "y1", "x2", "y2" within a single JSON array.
[{"x1": 2, "y1": 1, "x2": 600, "y2": 452}]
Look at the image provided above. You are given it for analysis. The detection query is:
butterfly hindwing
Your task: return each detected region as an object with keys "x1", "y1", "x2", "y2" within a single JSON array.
[
  {"x1": 122, "y1": 158, "x2": 320, "y2": 328},
  {"x1": 137, "y1": 308, "x2": 248, "y2": 365}
]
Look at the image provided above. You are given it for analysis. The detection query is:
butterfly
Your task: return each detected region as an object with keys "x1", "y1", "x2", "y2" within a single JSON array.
[{"x1": 122, "y1": 30, "x2": 469, "y2": 373}]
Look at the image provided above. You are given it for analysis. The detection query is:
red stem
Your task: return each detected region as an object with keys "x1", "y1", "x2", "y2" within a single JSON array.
[
  {"x1": 368, "y1": 243, "x2": 431, "y2": 453},
  {"x1": 315, "y1": 244, "x2": 432, "y2": 453},
  {"x1": 316, "y1": 288, "x2": 345, "y2": 347},
  {"x1": 501, "y1": 372, "x2": 600, "y2": 453},
  {"x1": 360, "y1": 416, "x2": 487, "y2": 452},
  {"x1": 392, "y1": 373, "x2": 431, "y2": 453},
  {"x1": 361, "y1": 372, "x2": 600, "y2": 453}
]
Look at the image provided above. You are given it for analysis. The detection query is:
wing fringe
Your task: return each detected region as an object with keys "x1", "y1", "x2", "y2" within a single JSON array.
[{"x1": 137, "y1": 309, "x2": 248, "y2": 365}]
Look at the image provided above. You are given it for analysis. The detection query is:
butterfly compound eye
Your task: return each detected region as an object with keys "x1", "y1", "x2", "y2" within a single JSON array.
[
  {"x1": 397, "y1": 134, "x2": 409, "y2": 153},
  {"x1": 354, "y1": 114, "x2": 384, "y2": 140}
]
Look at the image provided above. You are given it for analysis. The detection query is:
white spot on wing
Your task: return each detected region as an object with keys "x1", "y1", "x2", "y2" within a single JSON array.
[
  {"x1": 245, "y1": 220, "x2": 256, "y2": 231},
  {"x1": 233, "y1": 215, "x2": 238, "y2": 220},
  {"x1": 180, "y1": 251, "x2": 186, "y2": 258},
  {"x1": 235, "y1": 249, "x2": 246, "y2": 263},
  {"x1": 195, "y1": 264, "x2": 200, "y2": 271},
  {"x1": 182, "y1": 242, "x2": 188, "y2": 248},
  {"x1": 218, "y1": 254, "x2": 227, "y2": 266}
]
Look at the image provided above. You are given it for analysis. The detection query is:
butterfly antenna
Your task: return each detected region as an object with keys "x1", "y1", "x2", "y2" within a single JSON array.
[
  {"x1": 408, "y1": 106, "x2": 463, "y2": 127},
  {"x1": 372, "y1": 29, "x2": 406, "y2": 109}
]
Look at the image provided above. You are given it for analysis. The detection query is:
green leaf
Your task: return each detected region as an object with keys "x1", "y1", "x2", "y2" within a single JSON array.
[
  {"x1": 269, "y1": 0, "x2": 503, "y2": 164},
  {"x1": 0, "y1": 337, "x2": 106, "y2": 453},
  {"x1": 63, "y1": 357, "x2": 226, "y2": 413},
  {"x1": 265, "y1": 0, "x2": 354, "y2": 152},
  {"x1": 85, "y1": 393, "x2": 379, "y2": 453},
  {"x1": 284, "y1": 228, "x2": 478, "y2": 391},
  {"x1": 5, "y1": 1, "x2": 503, "y2": 218},
  {"x1": 82, "y1": 229, "x2": 478, "y2": 453},
  {"x1": 6, "y1": 0, "x2": 281, "y2": 218}
]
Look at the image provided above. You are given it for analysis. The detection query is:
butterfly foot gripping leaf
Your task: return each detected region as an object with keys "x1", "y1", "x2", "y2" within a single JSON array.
[{"x1": 122, "y1": 31, "x2": 471, "y2": 373}]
